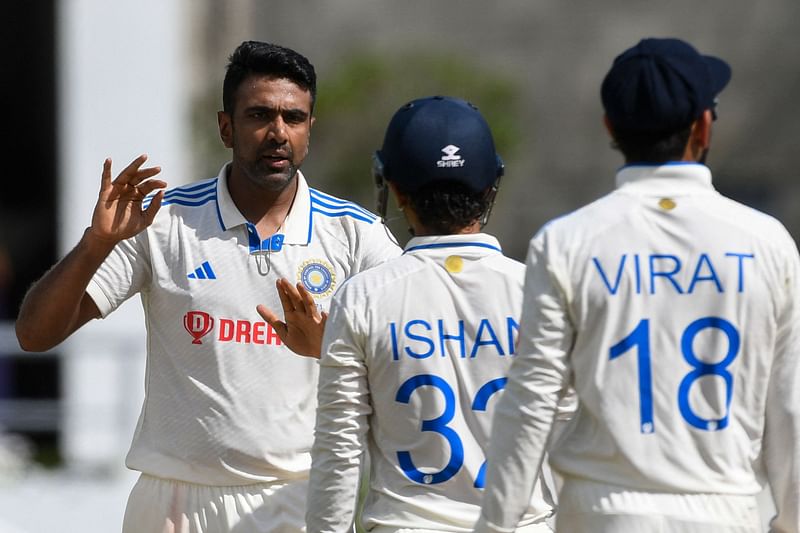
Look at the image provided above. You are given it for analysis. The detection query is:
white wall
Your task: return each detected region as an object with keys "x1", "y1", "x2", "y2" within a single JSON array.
[{"x1": 57, "y1": 0, "x2": 190, "y2": 469}]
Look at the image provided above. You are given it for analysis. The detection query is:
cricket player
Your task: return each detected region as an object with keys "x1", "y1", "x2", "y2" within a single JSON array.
[
  {"x1": 476, "y1": 38, "x2": 800, "y2": 533},
  {"x1": 15, "y1": 41, "x2": 399, "y2": 532},
  {"x1": 305, "y1": 96, "x2": 556, "y2": 532}
]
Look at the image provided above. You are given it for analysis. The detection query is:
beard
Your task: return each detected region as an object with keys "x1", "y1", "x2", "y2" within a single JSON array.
[{"x1": 239, "y1": 148, "x2": 300, "y2": 192}]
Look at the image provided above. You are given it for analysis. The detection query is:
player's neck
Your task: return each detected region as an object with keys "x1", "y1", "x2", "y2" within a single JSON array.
[
  {"x1": 399, "y1": 194, "x2": 481, "y2": 236},
  {"x1": 412, "y1": 221, "x2": 482, "y2": 237},
  {"x1": 454, "y1": 221, "x2": 481, "y2": 234},
  {"x1": 227, "y1": 171, "x2": 299, "y2": 237}
]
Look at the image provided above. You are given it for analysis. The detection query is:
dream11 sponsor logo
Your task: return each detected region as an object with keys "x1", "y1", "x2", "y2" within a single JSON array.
[
  {"x1": 184, "y1": 311, "x2": 214, "y2": 344},
  {"x1": 183, "y1": 310, "x2": 282, "y2": 346}
]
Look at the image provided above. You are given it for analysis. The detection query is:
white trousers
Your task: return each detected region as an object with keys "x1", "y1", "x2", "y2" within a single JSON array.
[
  {"x1": 122, "y1": 473, "x2": 308, "y2": 533},
  {"x1": 555, "y1": 477, "x2": 762, "y2": 533}
]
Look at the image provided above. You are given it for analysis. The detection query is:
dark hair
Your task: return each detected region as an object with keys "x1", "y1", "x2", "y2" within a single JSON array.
[
  {"x1": 222, "y1": 41, "x2": 317, "y2": 114},
  {"x1": 611, "y1": 126, "x2": 692, "y2": 164},
  {"x1": 402, "y1": 181, "x2": 491, "y2": 234}
]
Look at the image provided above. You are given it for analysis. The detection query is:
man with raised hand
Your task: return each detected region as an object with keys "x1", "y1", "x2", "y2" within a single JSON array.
[{"x1": 16, "y1": 41, "x2": 399, "y2": 532}]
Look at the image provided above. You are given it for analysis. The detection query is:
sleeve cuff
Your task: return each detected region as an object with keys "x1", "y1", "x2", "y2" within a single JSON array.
[{"x1": 85, "y1": 280, "x2": 114, "y2": 318}]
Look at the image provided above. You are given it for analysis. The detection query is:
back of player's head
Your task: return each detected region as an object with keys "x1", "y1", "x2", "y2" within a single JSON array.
[
  {"x1": 375, "y1": 96, "x2": 502, "y2": 194},
  {"x1": 602, "y1": 37, "x2": 730, "y2": 136},
  {"x1": 373, "y1": 96, "x2": 504, "y2": 233},
  {"x1": 223, "y1": 41, "x2": 317, "y2": 114}
]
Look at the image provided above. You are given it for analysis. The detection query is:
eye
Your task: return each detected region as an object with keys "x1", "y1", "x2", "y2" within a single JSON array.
[{"x1": 283, "y1": 111, "x2": 308, "y2": 124}]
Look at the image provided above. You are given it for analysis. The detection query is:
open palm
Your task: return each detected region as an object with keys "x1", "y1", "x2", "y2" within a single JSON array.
[{"x1": 257, "y1": 278, "x2": 328, "y2": 358}]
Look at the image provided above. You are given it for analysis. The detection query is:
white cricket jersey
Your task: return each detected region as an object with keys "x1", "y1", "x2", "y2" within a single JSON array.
[
  {"x1": 477, "y1": 163, "x2": 800, "y2": 532},
  {"x1": 85, "y1": 164, "x2": 400, "y2": 486},
  {"x1": 308, "y1": 233, "x2": 555, "y2": 533}
]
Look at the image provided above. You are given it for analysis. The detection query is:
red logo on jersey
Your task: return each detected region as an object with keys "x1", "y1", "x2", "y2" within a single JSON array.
[
  {"x1": 182, "y1": 310, "x2": 282, "y2": 346},
  {"x1": 184, "y1": 311, "x2": 214, "y2": 344},
  {"x1": 218, "y1": 319, "x2": 281, "y2": 345}
]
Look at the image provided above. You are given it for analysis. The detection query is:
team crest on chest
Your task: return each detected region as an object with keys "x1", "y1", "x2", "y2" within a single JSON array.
[{"x1": 297, "y1": 259, "x2": 336, "y2": 298}]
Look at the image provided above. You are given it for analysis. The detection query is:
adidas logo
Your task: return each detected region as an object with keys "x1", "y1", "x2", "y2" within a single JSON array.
[
  {"x1": 188, "y1": 261, "x2": 217, "y2": 280},
  {"x1": 437, "y1": 144, "x2": 465, "y2": 168}
]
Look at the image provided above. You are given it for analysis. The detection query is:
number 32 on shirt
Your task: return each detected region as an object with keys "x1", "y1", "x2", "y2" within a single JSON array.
[{"x1": 395, "y1": 375, "x2": 505, "y2": 487}]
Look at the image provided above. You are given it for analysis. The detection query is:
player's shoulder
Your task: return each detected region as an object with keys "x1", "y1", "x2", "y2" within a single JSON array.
[
  {"x1": 144, "y1": 176, "x2": 219, "y2": 215},
  {"x1": 532, "y1": 191, "x2": 622, "y2": 244},
  {"x1": 333, "y1": 252, "x2": 419, "y2": 302},
  {"x1": 484, "y1": 252, "x2": 526, "y2": 283},
  {"x1": 308, "y1": 187, "x2": 381, "y2": 228},
  {"x1": 307, "y1": 187, "x2": 399, "y2": 259},
  {"x1": 711, "y1": 194, "x2": 795, "y2": 247}
]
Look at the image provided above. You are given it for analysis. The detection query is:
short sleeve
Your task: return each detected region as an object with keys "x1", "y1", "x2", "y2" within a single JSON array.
[{"x1": 86, "y1": 233, "x2": 151, "y2": 317}]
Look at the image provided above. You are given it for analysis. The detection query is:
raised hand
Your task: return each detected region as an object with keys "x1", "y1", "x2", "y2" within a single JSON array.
[
  {"x1": 89, "y1": 155, "x2": 167, "y2": 244},
  {"x1": 257, "y1": 278, "x2": 328, "y2": 358}
]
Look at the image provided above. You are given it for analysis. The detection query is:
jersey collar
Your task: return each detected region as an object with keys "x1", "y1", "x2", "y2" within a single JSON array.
[
  {"x1": 403, "y1": 233, "x2": 503, "y2": 255},
  {"x1": 615, "y1": 162, "x2": 715, "y2": 195},
  {"x1": 215, "y1": 163, "x2": 312, "y2": 244}
]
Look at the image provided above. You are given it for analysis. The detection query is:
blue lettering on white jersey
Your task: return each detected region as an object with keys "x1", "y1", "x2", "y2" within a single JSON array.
[
  {"x1": 389, "y1": 316, "x2": 518, "y2": 361},
  {"x1": 592, "y1": 252, "x2": 755, "y2": 295}
]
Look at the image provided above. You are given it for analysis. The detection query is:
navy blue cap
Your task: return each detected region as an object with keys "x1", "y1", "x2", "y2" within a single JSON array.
[
  {"x1": 601, "y1": 38, "x2": 731, "y2": 134},
  {"x1": 377, "y1": 96, "x2": 501, "y2": 192}
]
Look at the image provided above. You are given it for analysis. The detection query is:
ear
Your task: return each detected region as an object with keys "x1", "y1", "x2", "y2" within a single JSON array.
[
  {"x1": 685, "y1": 109, "x2": 713, "y2": 160},
  {"x1": 692, "y1": 109, "x2": 713, "y2": 149},
  {"x1": 387, "y1": 181, "x2": 408, "y2": 209},
  {"x1": 218, "y1": 111, "x2": 233, "y2": 149},
  {"x1": 603, "y1": 114, "x2": 615, "y2": 138},
  {"x1": 307, "y1": 115, "x2": 315, "y2": 147}
]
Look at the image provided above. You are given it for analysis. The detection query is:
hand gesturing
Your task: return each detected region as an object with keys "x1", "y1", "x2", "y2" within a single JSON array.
[
  {"x1": 257, "y1": 278, "x2": 329, "y2": 358},
  {"x1": 89, "y1": 155, "x2": 167, "y2": 244}
]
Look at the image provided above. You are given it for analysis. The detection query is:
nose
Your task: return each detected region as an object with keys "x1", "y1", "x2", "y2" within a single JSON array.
[{"x1": 266, "y1": 116, "x2": 288, "y2": 144}]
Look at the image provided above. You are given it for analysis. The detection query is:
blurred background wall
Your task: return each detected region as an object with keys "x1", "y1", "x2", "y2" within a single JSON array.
[
  {"x1": 187, "y1": 0, "x2": 800, "y2": 259},
  {"x1": 0, "y1": 0, "x2": 797, "y2": 531}
]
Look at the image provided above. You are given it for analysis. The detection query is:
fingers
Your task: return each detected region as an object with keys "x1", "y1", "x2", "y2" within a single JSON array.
[
  {"x1": 138, "y1": 179, "x2": 168, "y2": 196},
  {"x1": 143, "y1": 190, "x2": 164, "y2": 225},
  {"x1": 274, "y1": 279, "x2": 321, "y2": 320},
  {"x1": 295, "y1": 282, "x2": 320, "y2": 319},
  {"x1": 256, "y1": 303, "x2": 279, "y2": 323},
  {"x1": 275, "y1": 279, "x2": 297, "y2": 313},
  {"x1": 278, "y1": 278, "x2": 308, "y2": 315},
  {"x1": 113, "y1": 154, "x2": 162, "y2": 187},
  {"x1": 128, "y1": 166, "x2": 163, "y2": 187},
  {"x1": 101, "y1": 158, "x2": 113, "y2": 190},
  {"x1": 115, "y1": 154, "x2": 149, "y2": 184},
  {"x1": 256, "y1": 304, "x2": 288, "y2": 338}
]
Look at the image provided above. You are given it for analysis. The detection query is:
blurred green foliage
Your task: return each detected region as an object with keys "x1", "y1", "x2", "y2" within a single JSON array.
[
  {"x1": 310, "y1": 49, "x2": 523, "y2": 204},
  {"x1": 308, "y1": 49, "x2": 524, "y2": 244},
  {"x1": 190, "y1": 49, "x2": 524, "y2": 244}
]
